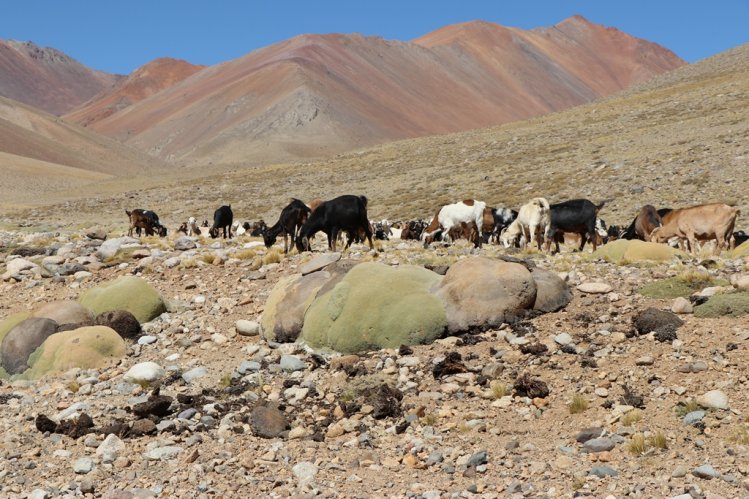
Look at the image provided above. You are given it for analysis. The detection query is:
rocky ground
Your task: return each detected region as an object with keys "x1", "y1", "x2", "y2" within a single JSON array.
[{"x1": 1, "y1": 229, "x2": 749, "y2": 499}]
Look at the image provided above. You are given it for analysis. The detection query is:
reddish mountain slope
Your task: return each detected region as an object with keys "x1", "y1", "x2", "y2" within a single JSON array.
[
  {"x1": 0, "y1": 40, "x2": 120, "y2": 115},
  {"x1": 71, "y1": 16, "x2": 686, "y2": 165},
  {"x1": 65, "y1": 58, "x2": 205, "y2": 127}
]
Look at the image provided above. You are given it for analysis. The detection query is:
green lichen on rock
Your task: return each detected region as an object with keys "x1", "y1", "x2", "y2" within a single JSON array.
[
  {"x1": 79, "y1": 276, "x2": 166, "y2": 323},
  {"x1": 301, "y1": 262, "x2": 447, "y2": 353},
  {"x1": 23, "y1": 325, "x2": 126, "y2": 379},
  {"x1": 730, "y1": 240, "x2": 749, "y2": 259},
  {"x1": 639, "y1": 271, "x2": 728, "y2": 299},
  {"x1": 694, "y1": 292, "x2": 749, "y2": 318},
  {"x1": 593, "y1": 240, "x2": 684, "y2": 264},
  {"x1": 0, "y1": 311, "x2": 31, "y2": 347},
  {"x1": 261, "y1": 272, "x2": 333, "y2": 343}
]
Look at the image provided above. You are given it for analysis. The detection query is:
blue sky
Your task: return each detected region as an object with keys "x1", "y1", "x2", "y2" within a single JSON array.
[{"x1": 3, "y1": 1, "x2": 748, "y2": 74}]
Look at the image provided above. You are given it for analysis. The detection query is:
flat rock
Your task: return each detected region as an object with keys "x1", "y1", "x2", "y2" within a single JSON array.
[
  {"x1": 301, "y1": 252, "x2": 341, "y2": 275},
  {"x1": 577, "y1": 282, "x2": 612, "y2": 294},
  {"x1": 583, "y1": 437, "x2": 616, "y2": 453},
  {"x1": 697, "y1": 390, "x2": 729, "y2": 410},
  {"x1": 280, "y1": 355, "x2": 306, "y2": 371},
  {"x1": 144, "y1": 446, "x2": 183, "y2": 461},
  {"x1": 683, "y1": 410, "x2": 706, "y2": 426},
  {"x1": 692, "y1": 464, "x2": 720, "y2": 479},
  {"x1": 575, "y1": 427, "x2": 603, "y2": 443}
]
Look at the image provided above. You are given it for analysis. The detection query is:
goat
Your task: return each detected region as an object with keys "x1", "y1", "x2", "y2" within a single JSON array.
[
  {"x1": 264, "y1": 199, "x2": 311, "y2": 253},
  {"x1": 545, "y1": 199, "x2": 604, "y2": 253},
  {"x1": 126, "y1": 209, "x2": 167, "y2": 238},
  {"x1": 209, "y1": 205, "x2": 233, "y2": 239},
  {"x1": 423, "y1": 199, "x2": 486, "y2": 248},
  {"x1": 296, "y1": 195, "x2": 374, "y2": 252},
  {"x1": 650, "y1": 203, "x2": 739, "y2": 255}
]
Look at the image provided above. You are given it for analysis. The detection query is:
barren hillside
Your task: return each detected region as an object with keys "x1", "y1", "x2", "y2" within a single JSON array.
[
  {"x1": 64, "y1": 58, "x2": 205, "y2": 127},
  {"x1": 4, "y1": 41, "x2": 741, "y2": 233},
  {"x1": 0, "y1": 40, "x2": 120, "y2": 115},
  {"x1": 0, "y1": 96, "x2": 169, "y2": 208},
  {"x1": 74, "y1": 16, "x2": 684, "y2": 166}
]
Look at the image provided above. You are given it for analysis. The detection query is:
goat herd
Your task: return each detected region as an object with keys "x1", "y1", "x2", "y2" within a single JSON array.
[{"x1": 126, "y1": 195, "x2": 744, "y2": 257}]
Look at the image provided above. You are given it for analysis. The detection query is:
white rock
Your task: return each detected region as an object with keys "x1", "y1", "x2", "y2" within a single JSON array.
[
  {"x1": 697, "y1": 390, "x2": 729, "y2": 410},
  {"x1": 73, "y1": 457, "x2": 95, "y2": 474},
  {"x1": 671, "y1": 297, "x2": 693, "y2": 314},
  {"x1": 554, "y1": 333, "x2": 573, "y2": 345},
  {"x1": 96, "y1": 434, "x2": 125, "y2": 463},
  {"x1": 144, "y1": 446, "x2": 183, "y2": 461},
  {"x1": 235, "y1": 319, "x2": 260, "y2": 336},
  {"x1": 577, "y1": 282, "x2": 613, "y2": 294},
  {"x1": 292, "y1": 461, "x2": 319, "y2": 485},
  {"x1": 123, "y1": 362, "x2": 165, "y2": 384}
]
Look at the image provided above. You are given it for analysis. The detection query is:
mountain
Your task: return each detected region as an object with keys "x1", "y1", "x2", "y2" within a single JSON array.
[
  {"x1": 0, "y1": 40, "x2": 121, "y2": 115},
  {"x1": 64, "y1": 58, "x2": 205, "y2": 127},
  {"x1": 0, "y1": 95, "x2": 167, "y2": 206},
  {"x1": 67, "y1": 16, "x2": 685, "y2": 166}
]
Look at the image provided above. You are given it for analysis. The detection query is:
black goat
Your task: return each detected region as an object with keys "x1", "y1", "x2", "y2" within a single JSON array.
[
  {"x1": 296, "y1": 195, "x2": 374, "y2": 252},
  {"x1": 209, "y1": 205, "x2": 233, "y2": 239},
  {"x1": 264, "y1": 199, "x2": 311, "y2": 253}
]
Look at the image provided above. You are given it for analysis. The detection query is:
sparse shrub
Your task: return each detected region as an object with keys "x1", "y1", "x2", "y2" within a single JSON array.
[
  {"x1": 199, "y1": 254, "x2": 216, "y2": 265},
  {"x1": 219, "y1": 372, "x2": 233, "y2": 388},
  {"x1": 628, "y1": 433, "x2": 649, "y2": 455},
  {"x1": 233, "y1": 249, "x2": 257, "y2": 261},
  {"x1": 420, "y1": 413, "x2": 437, "y2": 426},
  {"x1": 262, "y1": 250, "x2": 282, "y2": 265},
  {"x1": 490, "y1": 381, "x2": 510, "y2": 400},
  {"x1": 674, "y1": 399, "x2": 701, "y2": 417},
  {"x1": 731, "y1": 425, "x2": 749, "y2": 445},
  {"x1": 621, "y1": 409, "x2": 642, "y2": 426},
  {"x1": 649, "y1": 431, "x2": 668, "y2": 450},
  {"x1": 67, "y1": 380, "x2": 80, "y2": 393},
  {"x1": 181, "y1": 258, "x2": 198, "y2": 269},
  {"x1": 568, "y1": 394, "x2": 589, "y2": 414}
]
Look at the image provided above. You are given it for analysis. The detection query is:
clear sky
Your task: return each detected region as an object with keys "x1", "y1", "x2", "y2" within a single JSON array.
[{"x1": 3, "y1": 1, "x2": 748, "y2": 74}]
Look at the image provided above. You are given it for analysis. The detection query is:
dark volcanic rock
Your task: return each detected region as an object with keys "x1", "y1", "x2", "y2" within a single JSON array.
[
  {"x1": 432, "y1": 352, "x2": 467, "y2": 378},
  {"x1": 633, "y1": 307, "x2": 683, "y2": 336},
  {"x1": 96, "y1": 310, "x2": 142, "y2": 339},
  {"x1": 513, "y1": 373, "x2": 550, "y2": 398}
]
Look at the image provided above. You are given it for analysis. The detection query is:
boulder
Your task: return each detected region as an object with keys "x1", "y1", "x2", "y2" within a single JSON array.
[
  {"x1": 79, "y1": 276, "x2": 166, "y2": 324},
  {"x1": 2, "y1": 257, "x2": 39, "y2": 280},
  {"x1": 1, "y1": 317, "x2": 58, "y2": 374},
  {"x1": 23, "y1": 326, "x2": 126, "y2": 379},
  {"x1": 95, "y1": 310, "x2": 142, "y2": 339},
  {"x1": 32, "y1": 301, "x2": 94, "y2": 331},
  {"x1": 593, "y1": 239, "x2": 683, "y2": 264},
  {"x1": 0, "y1": 311, "x2": 31, "y2": 346},
  {"x1": 301, "y1": 262, "x2": 447, "y2": 353},
  {"x1": 435, "y1": 257, "x2": 536, "y2": 333},
  {"x1": 94, "y1": 237, "x2": 140, "y2": 260},
  {"x1": 530, "y1": 268, "x2": 572, "y2": 313},
  {"x1": 633, "y1": 307, "x2": 684, "y2": 335},
  {"x1": 301, "y1": 253, "x2": 341, "y2": 275},
  {"x1": 261, "y1": 271, "x2": 335, "y2": 343},
  {"x1": 174, "y1": 237, "x2": 197, "y2": 251}
]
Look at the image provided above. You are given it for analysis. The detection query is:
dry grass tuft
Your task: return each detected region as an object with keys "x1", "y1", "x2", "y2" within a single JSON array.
[
  {"x1": 621, "y1": 409, "x2": 643, "y2": 426},
  {"x1": 628, "y1": 433, "x2": 649, "y2": 455},
  {"x1": 568, "y1": 394, "x2": 589, "y2": 414}
]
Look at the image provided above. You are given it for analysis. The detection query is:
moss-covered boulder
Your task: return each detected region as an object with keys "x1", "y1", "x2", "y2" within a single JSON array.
[
  {"x1": 22, "y1": 326, "x2": 125, "y2": 379},
  {"x1": 435, "y1": 257, "x2": 537, "y2": 333},
  {"x1": 80, "y1": 276, "x2": 166, "y2": 323},
  {"x1": 261, "y1": 271, "x2": 333, "y2": 343},
  {"x1": 0, "y1": 311, "x2": 31, "y2": 346},
  {"x1": 593, "y1": 240, "x2": 684, "y2": 264},
  {"x1": 730, "y1": 240, "x2": 749, "y2": 259},
  {"x1": 694, "y1": 292, "x2": 749, "y2": 318},
  {"x1": 32, "y1": 301, "x2": 94, "y2": 331},
  {"x1": 1, "y1": 317, "x2": 58, "y2": 374},
  {"x1": 300, "y1": 262, "x2": 447, "y2": 353}
]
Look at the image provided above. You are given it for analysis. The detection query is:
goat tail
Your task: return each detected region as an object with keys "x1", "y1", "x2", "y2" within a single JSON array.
[
  {"x1": 595, "y1": 200, "x2": 609, "y2": 213},
  {"x1": 125, "y1": 210, "x2": 132, "y2": 217},
  {"x1": 359, "y1": 195, "x2": 368, "y2": 208}
]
